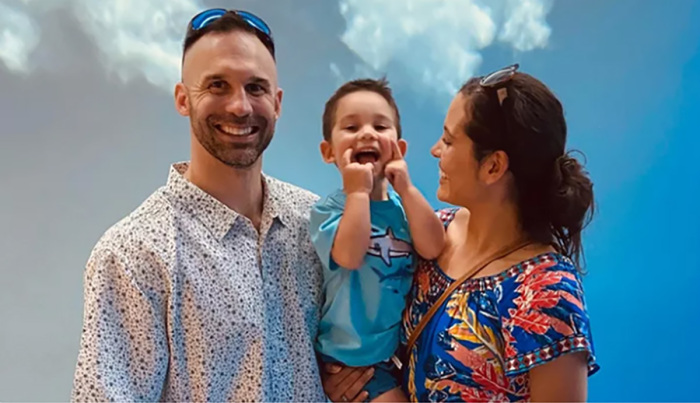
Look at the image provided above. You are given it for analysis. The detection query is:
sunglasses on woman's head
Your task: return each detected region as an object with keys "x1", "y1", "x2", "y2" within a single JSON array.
[
  {"x1": 480, "y1": 63, "x2": 519, "y2": 105},
  {"x1": 188, "y1": 8, "x2": 275, "y2": 57}
]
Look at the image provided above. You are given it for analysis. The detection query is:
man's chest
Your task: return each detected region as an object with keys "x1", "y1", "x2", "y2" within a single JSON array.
[{"x1": 166, "y1": 225, "x2": 322, "y2": 331}]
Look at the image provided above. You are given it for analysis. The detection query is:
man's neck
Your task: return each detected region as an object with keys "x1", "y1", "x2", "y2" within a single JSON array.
[{"x1": 185, "y1": 152, "x2": 264, "y2": 230}]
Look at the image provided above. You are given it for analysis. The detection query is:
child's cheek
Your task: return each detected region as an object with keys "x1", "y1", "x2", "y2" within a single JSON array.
[{"x1": 378, "y1": 136, "x2": 392, "y2": 158}]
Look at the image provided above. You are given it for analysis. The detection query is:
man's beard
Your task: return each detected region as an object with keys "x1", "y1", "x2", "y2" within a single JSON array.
[{"x1": 191, "y1": 109, "x2": 274, "y2": 169}]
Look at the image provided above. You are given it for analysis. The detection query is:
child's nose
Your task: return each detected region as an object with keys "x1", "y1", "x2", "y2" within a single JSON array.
[{"x1": 358, "y1": 127, "x2": 378, "y2": 140}]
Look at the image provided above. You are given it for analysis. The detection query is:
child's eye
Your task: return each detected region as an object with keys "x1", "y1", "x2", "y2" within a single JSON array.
[
  {"x1": 344, "y1": 125, "x2": 357, "y2": 131},
  {"x1": 375, "y1": 125, "x2": 388, "y2": 131}
]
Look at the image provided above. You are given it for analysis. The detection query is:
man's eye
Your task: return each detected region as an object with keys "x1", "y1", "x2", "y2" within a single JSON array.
[
  {"x1": 210, "y1": 81, "x2": 227, "y2": 91},
  {"x1": 246, "y1": 83, "x2": 265, "y2": 94}
]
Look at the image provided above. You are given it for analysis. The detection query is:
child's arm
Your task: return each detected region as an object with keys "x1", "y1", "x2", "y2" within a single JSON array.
[
  {"x1": 397, "y1": 185, "x2": 445, "y2": 260},
  {"x1": 331, "y1": 149, "x2": 375, "y2": 269},
  {"x1": 385, "y1": 141, "x2": 445, "y2": 260},
  {"x1": 332, "y1": 193, "x2": 370, "y2": 269}
]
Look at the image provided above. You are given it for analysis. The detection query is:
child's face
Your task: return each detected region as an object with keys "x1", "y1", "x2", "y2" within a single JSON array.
[{"x1": 320, "y1": 90, "x2": 405, "y2": 176}]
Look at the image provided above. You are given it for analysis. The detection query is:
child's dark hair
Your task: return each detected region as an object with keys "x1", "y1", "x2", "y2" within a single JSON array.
[
  {"x1": 322, "y1": 78, "x2": 402, "y2": 141},
  {"x1": 459, "y1": 72, "x2": 595, "y2": 270}
]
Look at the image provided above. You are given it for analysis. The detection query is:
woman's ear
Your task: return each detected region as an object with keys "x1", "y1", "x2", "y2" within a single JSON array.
[{"x1": 480, "y1": 150, "x2": 510, "y2": 185}]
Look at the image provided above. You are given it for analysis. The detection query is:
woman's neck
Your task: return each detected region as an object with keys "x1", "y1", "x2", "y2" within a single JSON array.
[{"x1": 464, "y1": 200, "x2": 528, "y2": 257}]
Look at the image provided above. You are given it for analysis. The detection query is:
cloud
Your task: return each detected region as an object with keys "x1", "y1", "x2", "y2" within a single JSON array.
[
  {"x1": 0, "y1": 2, "x2": 41, "y2": 73},
  {"x1": 329, "y1": 61, "x2": 379, "y2": 88},
  {"x1": 499, "y1": 0, "x2": 553, "y2": 51},
  {"x1": 71, "y1": 0, "x2": 200, "y2": 90},
  {"x1": 0, "y1": 0, "x2": 554, "y2": 100},
  {"x1": 336, "y1": 0, "x2": 554, "y2": 96},
  {"x1": 0, "y1": 0, "x2": 201, "y2": 90}
]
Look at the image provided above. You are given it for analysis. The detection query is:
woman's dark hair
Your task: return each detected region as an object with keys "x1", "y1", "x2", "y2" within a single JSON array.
[{"x1": 459, "y1": 72, "x2": 594, "y2": 270}]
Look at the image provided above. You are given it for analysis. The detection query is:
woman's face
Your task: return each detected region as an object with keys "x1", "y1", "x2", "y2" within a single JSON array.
[{"x1": 430, "y1": 93, "x2": 484, "y2": 207}]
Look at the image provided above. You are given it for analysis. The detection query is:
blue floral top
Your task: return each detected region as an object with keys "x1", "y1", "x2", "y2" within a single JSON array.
[{"x1": 401, "y1": 209, "x2": 599, "y2": 401}]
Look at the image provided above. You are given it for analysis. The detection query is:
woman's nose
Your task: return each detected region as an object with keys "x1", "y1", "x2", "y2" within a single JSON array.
[{"x1": 430, "y1": 141, "x2": 441, "y2": 158}]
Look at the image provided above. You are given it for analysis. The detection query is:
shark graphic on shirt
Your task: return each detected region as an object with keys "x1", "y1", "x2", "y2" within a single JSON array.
[
  {"x1": 366, "y1": 227, "x2": 413, "y2": 267},
  {"x1": 370, "y1": 264, "x2": 414, "y2": 284}
]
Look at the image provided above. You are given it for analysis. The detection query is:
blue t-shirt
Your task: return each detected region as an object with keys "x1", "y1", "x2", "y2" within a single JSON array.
[{"x1": 309, "y1": 188, "x2": 415, "y2": 366}]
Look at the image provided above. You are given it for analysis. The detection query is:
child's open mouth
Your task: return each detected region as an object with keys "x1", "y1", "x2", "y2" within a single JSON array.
[{"x1": 352, "y1": 147, "x2": 380, "y2": 165}]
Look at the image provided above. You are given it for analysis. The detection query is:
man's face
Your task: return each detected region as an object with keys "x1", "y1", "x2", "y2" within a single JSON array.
[{"x1": 175, "y1": 29, "x2": 282, "y2": 169}]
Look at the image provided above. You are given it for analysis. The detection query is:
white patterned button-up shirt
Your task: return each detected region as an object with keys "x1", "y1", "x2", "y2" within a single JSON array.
[{"x1": 71, "y1": 162, "x2": 326, "y2": 402}]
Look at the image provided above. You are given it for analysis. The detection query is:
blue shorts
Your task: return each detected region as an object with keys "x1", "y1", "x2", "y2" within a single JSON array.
[
  {"x1": 321, "y1": 354, "x2": 401, "y2": 401},
  {"x1": 363, "y1": 357, "x2": 401, "y2": 401}
]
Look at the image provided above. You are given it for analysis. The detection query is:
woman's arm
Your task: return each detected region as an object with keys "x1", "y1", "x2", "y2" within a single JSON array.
[{"x1": 529, "y1": 351, "x2": 588, "y2": 402}]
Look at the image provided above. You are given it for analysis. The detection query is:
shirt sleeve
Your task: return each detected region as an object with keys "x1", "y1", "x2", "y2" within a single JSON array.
[
  {"x1": 71, "y1": 245, "x2": 169, "y2": 402},
  {"x1": 308, "y1": 196, "x2": 344, "y2": 270},
  {"x1": 500, "y1": 259, "x2": 599, "y2": 377}
]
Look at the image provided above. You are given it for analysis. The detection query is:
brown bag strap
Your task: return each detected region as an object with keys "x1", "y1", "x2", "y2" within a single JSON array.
[{"x1": 404, "y1": 240, "x2": 533, "y2": 358}]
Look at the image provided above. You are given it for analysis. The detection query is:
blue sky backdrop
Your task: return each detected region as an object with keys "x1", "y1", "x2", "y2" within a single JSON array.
[{"x1": 0, "y1": 0, "x2": 697, "y2": 400}]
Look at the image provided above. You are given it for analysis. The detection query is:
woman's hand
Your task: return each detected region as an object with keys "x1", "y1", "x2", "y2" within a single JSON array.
[{"x1": 321, "y1": 362, "x2": 374, "y2": 402}]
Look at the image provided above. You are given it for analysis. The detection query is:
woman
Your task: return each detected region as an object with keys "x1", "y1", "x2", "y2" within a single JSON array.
[{"x1": 323, "y1": 65, "x2": 598, "y2": 402}]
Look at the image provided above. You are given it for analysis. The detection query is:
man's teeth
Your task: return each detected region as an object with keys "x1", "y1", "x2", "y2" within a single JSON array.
[{"x1": 218, "y1": 125, "x2": 253, "y2": 136}]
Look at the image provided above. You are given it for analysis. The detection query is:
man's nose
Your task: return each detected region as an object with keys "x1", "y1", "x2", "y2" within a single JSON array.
[{"x1": 225, "y1": 89, "x2": 253, "y2": 117}]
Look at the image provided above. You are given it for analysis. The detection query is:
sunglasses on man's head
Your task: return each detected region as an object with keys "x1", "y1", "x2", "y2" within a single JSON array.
[{"x1": 188, "y1": 8, "x2": 275, "y2": 57}]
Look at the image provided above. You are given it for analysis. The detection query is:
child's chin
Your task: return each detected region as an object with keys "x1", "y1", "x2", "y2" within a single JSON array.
[{"x1": 370, "y1": 161, "x2": 386, "y2": 176}]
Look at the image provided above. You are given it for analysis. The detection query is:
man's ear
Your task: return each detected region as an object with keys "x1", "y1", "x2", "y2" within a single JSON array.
[
  {"x1": 480, "y1": 150, "x2": 510, "y2": 185},
  {"x1": 320, "y1": 140, "x2": 335, "y2": 163},
  {"x1": 174, "y1": 82, "x2": 190, "y2": 117},
  {"x1": 274, "y1": 87, "x2": 283, "y2": 120}
]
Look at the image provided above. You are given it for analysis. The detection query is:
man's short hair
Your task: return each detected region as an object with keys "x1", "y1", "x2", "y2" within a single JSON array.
[
  {"x1": 322, "y1": 78, "x2": 402, "y2": 141},
  {"x1": 182, "y1": 11, "x2": 275, "y2": 62}
]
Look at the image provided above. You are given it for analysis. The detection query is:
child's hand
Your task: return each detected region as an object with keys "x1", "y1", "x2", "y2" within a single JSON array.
[
  {"x1": 340, "y1": 148, "x2": 374, "y2": 195},
  {"x1": 385, "y1": 140, "x2": 412, "y2": 195}
]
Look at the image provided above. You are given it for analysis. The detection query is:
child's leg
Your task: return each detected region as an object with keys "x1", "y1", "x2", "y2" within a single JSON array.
[
  {"x1": 362, "y1": 357, "x2": 404, "y2": 402},
  {"x1": 371, "y1": 386, "x2": 407, "y2": 402}
]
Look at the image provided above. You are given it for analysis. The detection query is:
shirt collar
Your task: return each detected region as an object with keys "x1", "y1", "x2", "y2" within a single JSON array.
[{"x1": 165, "y1": 162, "x2": 290, "y2": 241}]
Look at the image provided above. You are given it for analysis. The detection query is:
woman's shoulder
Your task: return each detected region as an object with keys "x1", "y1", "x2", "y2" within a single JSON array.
[
  {"x1": 479, "y1": 252, "x2": 583, "y2": 303},
  {"x1": 435, "y1": 207, "x2": 468, "y2": 228},
  {"x1": 500, "y1": 252, "x2": 582, "y2": 286},
  {"x1": 521, "y1": 252, "x2": 579, "y2": 276}
]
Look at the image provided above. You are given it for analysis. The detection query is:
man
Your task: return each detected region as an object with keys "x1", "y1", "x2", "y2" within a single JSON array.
[{"x1": 71, "y1": 9, "x2": 327, "y2": 402}]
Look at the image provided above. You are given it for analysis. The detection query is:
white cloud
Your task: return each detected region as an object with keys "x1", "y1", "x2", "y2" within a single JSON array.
[
  {"x1": 71, "y1": 0, "x2": 200, "y2": 90},
  {"x1": 337, "y1": 0, "x2": 553, "y2": 97},
  {"x1": 0, "y1": 0, "x2": 200, "y2": 90},
  {"x1": 0, "y1": 2, "x2": 41, "y2": 73},
  {"x1": 0, "y1": 0, "x2": 553, "y2": 99},
  {"x1": 499, "y1": 0, "x2": 552, "y2": 51},
  {"x1": 329, "y1": 61, "x2": 381, "y2": 88}
]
